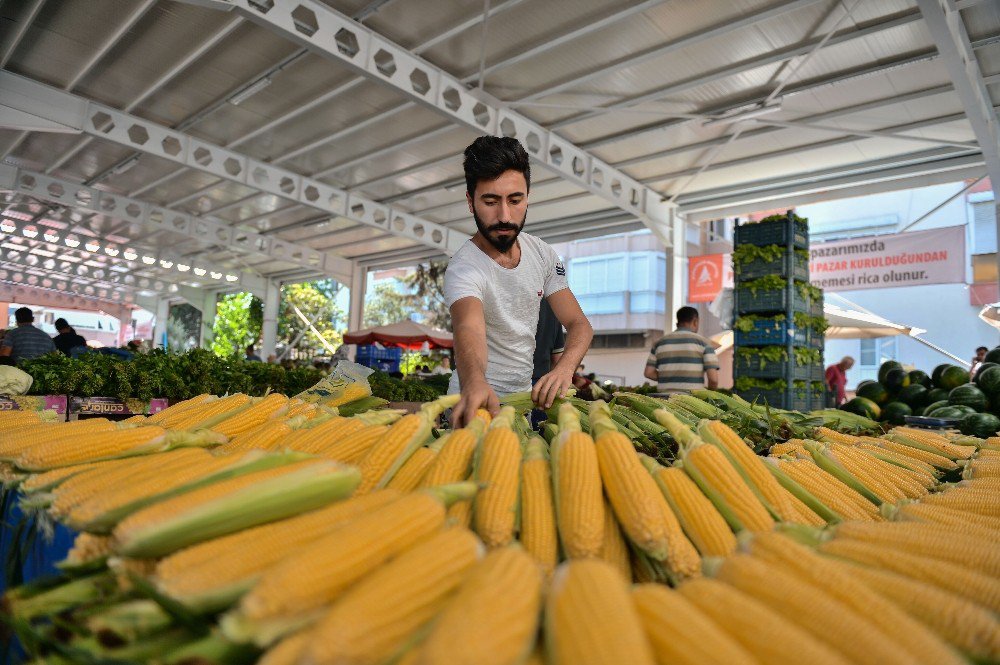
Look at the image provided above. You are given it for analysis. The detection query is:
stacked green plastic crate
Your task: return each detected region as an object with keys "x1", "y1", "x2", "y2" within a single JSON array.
[{"x1": 732, "y1": 212, "x2": 826, "y2": 411}]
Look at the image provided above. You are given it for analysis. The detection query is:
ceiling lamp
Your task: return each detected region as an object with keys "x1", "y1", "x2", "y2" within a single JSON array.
[{"x1": 123, "y1": 248, "x2": 138, "y2": 260}]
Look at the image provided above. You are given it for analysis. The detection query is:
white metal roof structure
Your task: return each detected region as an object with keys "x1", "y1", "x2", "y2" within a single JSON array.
[{"x1": 0, "y1": 0, "x2": 997, "y2": 352}]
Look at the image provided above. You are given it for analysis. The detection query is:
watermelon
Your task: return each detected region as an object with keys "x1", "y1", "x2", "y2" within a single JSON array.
[
  {"x1": 984, "y1": 347, "x2": 1000, "y2": 364},
  {"x1": 975, "y1": 365, "x2": 1000, "y2": 398},
  {"x1": 950, "y1": 404, "x2": 978, "y2": 417},
  {"x1": 878, "y1": 361, "x2": 903, "y2": 385},
  {"x1": 925, "y1": 388, "x2": 949, "y2": 404},
  {"x1": 856, "y1": 379, "x2": 875, "y2": 391},
  {"x1": 923, "y1": 400, "x2": 949, "y2": 416},
  {"x1": 931, "y1": 364, "x2": 950, "y2": 387},
  {"x1": 882, "y1": 368, "x2": 910, "y2": 394},
  {"x1": 842, "y1": 397, "x2": 880, "y2": 420},
  {"x1": 907, "y1": 370, "x2": 931, "y2": 388},
  {"x1": 948, "y1": 384, "x2": 988, "y2": 412},
  {"x1": 975, "y1": 362, "x2": 998, "y2": 377},
  {"x1": 926, "y1": 406, "x2": 962, "y2": 419},
  {"x1": 938, "y1": 365, "x2": 971, "y2": 391},
  {"x1": 881, "y1": 401, "x2": 911, "y2": 425},
  {"x1": 959, "y1": 412, "x2": 1000, "y2": 438},
  {"x1": 895, "y1": 384, "x2": 928, "y2": 408},
  {"x1": 855, "y1": 382, "x2": 890, "y2": 406}
]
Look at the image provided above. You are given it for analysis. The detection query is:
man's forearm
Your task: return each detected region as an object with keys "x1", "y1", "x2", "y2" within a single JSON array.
[
  {"x1": 453, "y1": 324, "x2": 489, "y2": 388},
  {"x1": 553, "y1": 320, "x2": 593, "y2": 375}
]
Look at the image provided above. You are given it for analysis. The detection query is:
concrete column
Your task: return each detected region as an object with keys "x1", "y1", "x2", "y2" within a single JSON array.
[
  {"x1": 152, "y1": 298, "x2": 169, "y2": 350},
  {"x1": 260, "y1": 279, "x2": 280, "y2": 359},
  {"x1": 348, "y1": 262, "x2": 366, "y2": 331},
  {"x1": 200, "y1": 291, "x2": 217, "y2": 348},
  {"x1": 664, "y1": 209, "x2": 687, "y2": 329}
]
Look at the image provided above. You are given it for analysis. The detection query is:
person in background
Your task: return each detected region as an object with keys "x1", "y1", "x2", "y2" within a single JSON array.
[
  {"x1": 0, "y1": 307, "x2": 56, "y2": 362},
  {"x1": 52, "y1": 318, "x2": 87, "y2": 357},
  {"x1": 825, "y1": 355, "x2": 855, "y2": 406},
  {"x1": 644, "y1": 306, "x2": 720, "y2": 395},
  {"x1": 572, "y1": 363, "x2": 595, "y2": 399},
  {"x1": 971, "y1": 346, "x2": 989, "y2": 376},
  {"x1": 431, "y1": 356, "x2": 452, "y2": 375},
  {"x1": 245, "y1": 345, "x2": 263, "y2": 362},
  {"x1": 530, "y1": 300, "x2": 566, "y2": 427}
]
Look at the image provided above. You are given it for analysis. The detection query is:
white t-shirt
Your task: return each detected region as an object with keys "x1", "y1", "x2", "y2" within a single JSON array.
[{"x1": 444, "y1": 232, "x2": 569, "y2": 395}]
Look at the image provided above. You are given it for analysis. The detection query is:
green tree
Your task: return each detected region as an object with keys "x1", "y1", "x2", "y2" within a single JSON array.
[
  {"x1": 166, "y1": 303, "x2": 201, "y2": 350},
  {"x1": 363, "y1": 281, "x2": 411, "y2": 328},
  {"x1": 403, "y1": 261, "x2": 451, "y2": 331},
  {"x1": 210, "y1": 292, "x2": 263, "y2": 357},
  {"x1": 278, "y1": 281, "x2": 344, "y2": 357}
]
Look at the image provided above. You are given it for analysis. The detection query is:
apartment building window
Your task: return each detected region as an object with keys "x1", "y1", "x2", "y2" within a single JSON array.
[
  {"x1": 851, "y1": 338, "x2": 897, "y2": 383},
  {"x1": 569, "y1": 252, "x2": 665, "y2": 315},
  {"x1": 972, "y1": 201, "x2": 998, "y2": 255}
]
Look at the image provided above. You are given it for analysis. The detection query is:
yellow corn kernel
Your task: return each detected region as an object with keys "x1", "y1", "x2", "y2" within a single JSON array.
[
  {"x1": 387, "y1": 440, "x2": 441, "y2": 491},
  {"x1": 214, "y1": 420, "x2": 291, "y2": 455},
  {"x1": 817, "y1": 539, "x2": 1000, "y2": 612},
  {"x1": 678, "y1": 578, "x2": 850, "y2": 665},
  {"x1": 0, "y1": 418, "x2": 118, "y2": 460},
  {"x1": 769, "y1": 441, "x2": 806, "y2": 458},
  {"x1": 546, "y1": 560, "x2": 655, "y2": 665},
  {"x1": 317, "y1": 381, "x2": 371, "y2": 408},
  {"x1": 713, "y1": 554, "x2": 918, "y2": 665},
  {"x1": 814, "y1": 427, "x2": 861, "y2": 445},
  {"x1": 896, "y1": 501, "x2": 1000, "y2": 533},
  {"x1": 61, "y1": 533, "x2": 113, "y2": 568},
  {"x1": 868, "y1": 438, "x2": 958, "y2": 470},
  {"x1": 519, "y1": 438, "x2": 557, "y2": 578},
  {"x1": 20, "y1": 460, "x2": 108, "y2": 494},
  {"x1": 156, "y1": 490, "x2": 401, "y2": 610},
  {"x1": 855, "y1": 442, "x2": 938, "y2": 481},
  {"x1": 746, "y1": 531, "x2": 964, "y2": 665},
  {"x1": 684, "y1": 444, "x2": 774, "y2": 532},
  {"x1": 473, "y1": 410, "x2": 522, "y2": 548},
  {"x1": 416, "y1": 546, "x2": 542, "y2": 665},
  {"x1": 257, "y1": 629, "x2": 312, "y2": 665},
  {"x1": 212, "y1": 394, "x2": 289, "y2": 438},
  {"x1": 599, "y1": 498, "x2": 632, "y2": 581},
  {"x1": 304, "y1": 527, "x2": 483, "y2": 665},
  {"x1": 145, "y1": 395, "x2": 212, "y2": 425},
  {"x1": 355, "y1": 413, "x2": 430, "y2": 494},
  {"x1": 17, "y1": 426, "x2": 168, "y2": 471},
  {"x1": 162, "y1": 394, "x2": 252, "y2": 431},
  {"x1": 632, "y1": 583, "x2": 756, "y2": 665},
  {"x1": 777, "y1": 459, "x2": 881, "y2": 521},
  {"x1": 837, "y1": 560, "x2": 1000, "y2": 662},
  {"x1": 652, "y1": 464, "x2": 735, "y2": 557},
  {"x1": 920, "y1": 487, "x2": 1000, "y2": 516},
  {"x1": 282, "y1": 417, "x2": 364, "y2": 453},
  {"x1": 829, "y1": 444, "x2": 926, "y2": 501},
  {"x1": 419, "y1": 427, "x2": 479, "y2": 489},
  {"x1": 553, "y1": 430, "x2": 604, "y2": 558},
  {"x1": 448, "y1": 497, "x2": 473, "y2": 528}
]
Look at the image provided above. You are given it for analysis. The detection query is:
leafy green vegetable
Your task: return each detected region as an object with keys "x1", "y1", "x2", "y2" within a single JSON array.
[{"x1": 734, "y1": 377, "x2": 787, "y2": 392}]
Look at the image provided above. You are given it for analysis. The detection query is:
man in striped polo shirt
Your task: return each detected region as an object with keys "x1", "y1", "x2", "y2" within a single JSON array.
[{"x1": 644, "y1": 306, "x2": 719, "y2": 394}]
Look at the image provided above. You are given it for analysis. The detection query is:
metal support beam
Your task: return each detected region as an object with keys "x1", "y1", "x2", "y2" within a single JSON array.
[
  {"x1": 664, "y1": 210, "x2": 686, "y2": 328},
  {"x1": 0, "y1": 280, "x2": 133, "y2": 319},
  {"x1": 0, "y1": 71, "x2": 460, "y2": 258},
  {"x1": 261, "y1": 279, "x2": 280, "y2": 359},
  {"x1": 348, "y1": 262, "x2": 366, "y2": 331},
  {"x1": 225, "y1": 0, "x2": 676, "y2": 244},
  {"x1": 152, "y1": 297, "x2": 169, "y2": 349}
]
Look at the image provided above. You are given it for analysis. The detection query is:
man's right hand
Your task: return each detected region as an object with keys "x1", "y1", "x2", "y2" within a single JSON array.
[{"x1": 450, "y1": 380, "x2": 500, "y2": 428}]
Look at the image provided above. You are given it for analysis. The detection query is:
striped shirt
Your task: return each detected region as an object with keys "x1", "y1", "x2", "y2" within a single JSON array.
[
  {"x1": 646, "y1": 329, "x2": 719, "y2": 394},
  {"x1": 2, "y1": 324, "x2": 56, "y2": 363}
]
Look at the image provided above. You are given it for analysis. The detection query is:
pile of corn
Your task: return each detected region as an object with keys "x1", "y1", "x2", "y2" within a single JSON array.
[{"x1": 1, "y1": 393, "x2": 998, "y2": 665}]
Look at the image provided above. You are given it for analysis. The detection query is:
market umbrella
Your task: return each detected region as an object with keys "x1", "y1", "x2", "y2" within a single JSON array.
[
  {"x1": 342, "y1": 319, "x2": 454, "y2": 350},
  {"x1": 822, "y1": 303, "x2": 925, "y2": 339},
  {"x1": 979, "y1": 303, "x2": 1000, "y2": 331}
]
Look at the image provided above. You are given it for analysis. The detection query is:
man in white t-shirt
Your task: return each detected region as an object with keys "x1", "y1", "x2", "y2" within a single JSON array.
[{"x1": 445, "y1": 136, "x2": 593, "y2": 427}]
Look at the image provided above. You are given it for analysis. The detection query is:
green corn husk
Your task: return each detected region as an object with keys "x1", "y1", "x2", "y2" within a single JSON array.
[
  {"x1": 3, "y1": 572, "x2": 117, "y2": 623},
  {"x1": 612, "y1": 393, "x2": 665, "y2": 419},
  {"x1": 114, "y1": 459, "x2": 362, "y2": 558},
  {"x1": 802, "y1": 440, "x2": 882, "y2": 506},
  {"x1": 541, "y1": 422, "x2": 559, "y2": 443},
  {"x1": 334, "y1": 396, "x2": 390, "y2": 416},
  {"x1": 651, "y1": 410, "x2": 700, "y2": 452},
  {"x1": 353, "y1": 409, "x2": 406, "y2": 427},
  {"x1": 667, "y1": 394, "x2": 725, "y2": 420},
  {"x1": 87, "y1": 599, "x2": 174, "y2": 646},
  {"x1": 156, "y1": 630, "x2": 260, "y2": 665},
  {"x1": 760, "y1": 457, "x2": 842, "y2": 524},
  {"x1": 67, "y1": 451, "x2": 323, "y2": 534}
]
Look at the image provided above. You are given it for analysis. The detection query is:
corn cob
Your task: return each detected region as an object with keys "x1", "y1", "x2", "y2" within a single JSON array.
[
  {"x1": 868, "y1": 438, "x2": 958, "y2": 470},
  {"x1": 551, "y1": 403, "x2": 604, "y2": 558},
  {"x1": 817, "y1": 538, "x2": 1000, "y2": 612},
  {"x1": 214, "y1": 419, "x2": 292, "y2": 455},
  {"x1": 416, "y1": 546, "x2": 542, "y2": 665},
  {"x1": 211, "y1": 393, "x2": 289, "y2": 438},
  {"x1": 15, "y1": 426, "x2": 172, "y2": 471},
  {"x1": 775, "y1": 458, "x2": 880, "y2": 520},
  {"x1": 698, "y1": 419, "x2": 802, "y2": 521},
  {"x1": 964, "y1": 458, "x2": 1000, "y2": 479},
  {"x1": 19, "y1": 461, "x2": 108, "y2": 494},
  {"x1": 769, "y1": 441, "x2": 806, "y2": 457},
  {"x1": 310, "y1": 424, "x2": 389, "y2": 463},
  {"x1": 519, "y1": 437, "x2": 558, "y2": 578},
  {"x1": 958, "y1": 476, "x2": 1000, "y2": 492},
  {"x1": 145, "y1": 394, "x2": 212, "y2": 425},
  {"x1": 885, "y1": 429, "x2": 976, "y2": 460},
  {"x1": 830, "y1": 444, "x2": 928, "y2": 500},
  {"x1": 0, "y1": 418, "x2": 118, "y2": 461},
  {"x1": 760, "y1": 457, "x2": 843, "y2": 524},
  {"x1": 599, "y1": 498, "x2": 632, "y2": 581},
  {"x1": 545, "y1": 559, "x2": 655, "y2": 665},
  {"x1": 920, "y1": 486, "x2": 1000, "y2": 516},
  {"x1": 710, "y1": 553, "x2": 918, "y2": 665},
  {"x1": 58, "y1": 533, "x2": 114, "y2": 572},
  {"x1": 803, "y1": 440, "x2": 884, "y2": 505},
  {"x1": 855, "y1": 441, "x2": 939, "y2": 481},
  {"x1": 419, "y1": 420, "x2": 484, "y2": 488},
  {"x1": 813, "y1": 426, "x2": 861, "y2": 445},
  {"x1": 632, "y1": 583, "x2": 756, "y2": 665},
  {"x1": 225, "y1": 483, "x2": 478, "y2": 646},
  {"x1": 591, "y1": 402, "x2": 678, "y2": 561},
  {"x1": 284, "y1": 400, "x2": 319, "y2": 420},
  {"x1": 114, "y1": 456, "x2": 361, "y2": 558},
  {"x1": 311, "y1": 381, "x2": 371, "y2": 408},
  {"x1": 161, "y1": 393, "x2": 252, "y2": 431},
  {"x1": 677, "y1": 577, "x2": 850, "y2": 665},
  {"x1": 304, "y1": 527, "x2": 483, "y2": 665},
  {"x1": 354, "y1": 396, "x2": 457, "y2": 494},
  {"x1": 745, "y1": 531, "x2": 964, "y2": 665},
  {"x1": 834, "y1": 559, "x2": 1000, "y2": 662},
  {"x1": 977, "y1": 447, "x2": 1000, "y2": 458},
  {"x1": 387, "y1": 437, "x2": 444, "y2": 491},
  {"x1": 890, "y1": 500, "x2": 1000, "y2": 532},
  {"x1": 156, "y1": 490, "x2": 401, "y2": 613},
  {"x1": 448, "y1": 495, "x2": 473, "y2": 528},
  {"x1": 830, "y1": 520, "x2": 1000, "y2": 576},
  {"x1": 85, "y1": 599, "x2": 173, "y2": 645},
  {"x1": 258, "y1": 629, "x2": 312, "y2": 665},
  {"x1": 474, "y1": 406, "x2": 523, "y2": 548},
  {"x1": 282, "y1": 417, "x2": 365, "y2": 454},
  {"x1": 644, "y1": 458, "x2": 735, "y2": 557}
]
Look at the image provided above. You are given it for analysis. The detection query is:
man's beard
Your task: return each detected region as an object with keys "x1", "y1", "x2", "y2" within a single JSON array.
[{"x1": 473, "y1": 210, "x2": 525, "y2": 253}]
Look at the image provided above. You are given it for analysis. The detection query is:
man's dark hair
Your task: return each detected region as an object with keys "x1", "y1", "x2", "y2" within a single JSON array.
[
  {"x1": 54, "y1": 318, "x2": 69, "y2": 331},
  {"x1": 246, "y1": 345, "x2": 256, "y2": 353},
  {"x1": 14, "y1": 307, "x2": 33, "y2": 324},
  {"x1": 463, "y1": 136, "x2": 531, "y2": 197},
  {"x1": 676, "y1": 306, "x2": 699, "y2": 325},
  {"x1": 977, "y1": 346, "x2": 989, "y2": 353}
]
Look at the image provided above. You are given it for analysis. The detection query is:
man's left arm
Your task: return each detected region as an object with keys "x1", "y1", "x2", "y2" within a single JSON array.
[{"x1": 533, "y1": 288, "x2": 593, "y2": 409}]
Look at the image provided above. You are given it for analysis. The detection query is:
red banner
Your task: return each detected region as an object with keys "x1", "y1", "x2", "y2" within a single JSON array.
[{"x1": 688, "y1": 254, "x2": 733, "y2": 303}]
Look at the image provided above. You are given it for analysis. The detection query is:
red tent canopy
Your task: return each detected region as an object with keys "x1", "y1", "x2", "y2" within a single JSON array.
[{"x1": 343, "y1": 320, "x2": 453, "y2": 350}]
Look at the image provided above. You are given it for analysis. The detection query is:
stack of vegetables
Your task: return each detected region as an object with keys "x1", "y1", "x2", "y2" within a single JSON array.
[
  {"x1": 846, "y1": 357, "x2": 1000, "y2": 437},
  {"x1": 1, "y1": 388, "x2": 998, "y2": 665}
]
